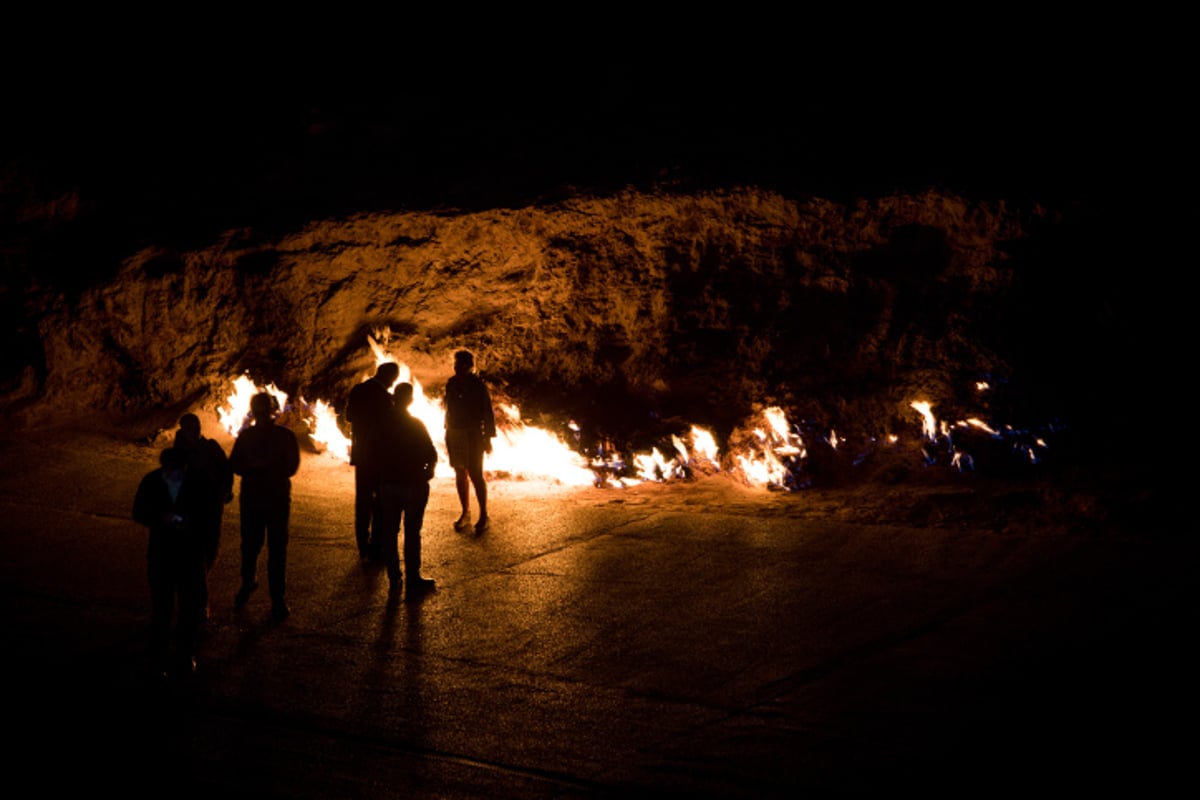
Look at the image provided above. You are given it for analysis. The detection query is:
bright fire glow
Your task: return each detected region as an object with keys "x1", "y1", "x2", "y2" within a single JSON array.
[
  {"x1": 213, "y1": 332, "x2": 1052, "y2": 491},
  {"x1": 911, "y1": 400, "x2": 937, "y2": 441},
  {"x1": 221, "y1": 341, "x2": 595, "y2": 485},
  {"x1": 963, "y1": 417, "x2": 998, "y2": 435},
  {"x1": 731, "y1": 406, "x2": 806, "y2": 489}
]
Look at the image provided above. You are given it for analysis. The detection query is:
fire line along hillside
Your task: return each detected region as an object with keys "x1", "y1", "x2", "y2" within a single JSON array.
[{"x1": 2, "y1": 185, "x2": 1181, "y2": 530}]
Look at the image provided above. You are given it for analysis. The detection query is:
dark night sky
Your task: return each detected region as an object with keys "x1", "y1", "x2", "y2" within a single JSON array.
[{"x1": 7, "y1": 38, "x2": 1192, "y2": 233}]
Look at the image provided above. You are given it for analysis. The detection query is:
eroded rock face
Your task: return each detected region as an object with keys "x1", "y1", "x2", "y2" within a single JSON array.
[{"x1": 8, "y1": 186, "x2": 1050, "y2": 455}]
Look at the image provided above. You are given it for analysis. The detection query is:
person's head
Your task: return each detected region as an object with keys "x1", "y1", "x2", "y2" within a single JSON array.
[
  {"x1": 250, "y1": 392, "x2": 278, "y2": 422},
  {"x1": 453, "y1": 350, "x2": 474, "y2": 375},
  {"x1": 376, "y1": 362, "x2": 401, "y2": 387},
  {"x1": 393, "y1": 381, "x2": 414, "y2": 409},
  {"x1": 160, "y1": 446, "x2": 189, "y2": 481},
  {"x1": 177, "y1": 412, "x2": 201, "y2": 441}
]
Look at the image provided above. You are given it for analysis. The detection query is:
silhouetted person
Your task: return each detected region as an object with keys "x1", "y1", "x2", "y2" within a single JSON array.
[
  {"x1": 173, "y1": 412, "x2": 233, "y2": 621},
  {"x1": 132, "y1": 446, "x2": 218, "y2": 679},
  {"x1": 230, "y1": 392, "x2": 301, "y2": 621},
  {"x1": 377, "y1": 382, "x2": 438, "y2": 600},
  {"x1": 443, "y1": 349, "x2": 495, "y2": 533},
  {"x1": 345, "y1": 361, "x2": 401, "y2": 562}
]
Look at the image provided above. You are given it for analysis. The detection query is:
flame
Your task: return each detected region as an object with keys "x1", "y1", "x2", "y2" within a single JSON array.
[
  {"x1": 963, "y1": 417, "x2": 998, "y2": 435},
  {"x1": 222, "y1": 345, "x2": 594, "y2": 485},
  {"x1": 214, "y1": 332, "x2": 1055, "y2": 492},
  {"x1": 911, "y1": 400, "x2": 937, "y2": 441},
  {"x1": 730, "y1": 406, "x2": 806, "y2": 490},
  {"x1": 219, "y1": 374, "x2": 289, "y2": 436}
]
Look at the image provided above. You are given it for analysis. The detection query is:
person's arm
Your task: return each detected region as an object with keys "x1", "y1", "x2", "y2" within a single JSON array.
[
  {"x1": 420, "y1": 424, "x2": 438, "y2": 479},
  {"x1": 282, "y1": 427, "x2": 301, "y2": 478},
  {"x1": 229, "y1": 436, "x2": 246, "y2": 476},
  {"x1": 210, "y1": 441, "x2": 235, "y2": 500},
  {"x1": 132, "y1": 474, "x2": 169, "y2": 528},
  {"x1": 481, "y1": 382, "x2": 497, "y2": 440}
]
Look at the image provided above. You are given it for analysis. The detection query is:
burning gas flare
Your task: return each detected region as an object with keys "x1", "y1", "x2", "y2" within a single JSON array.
[{"x1": 217, "y1": 334, "x2": 1054, "y2": 492}]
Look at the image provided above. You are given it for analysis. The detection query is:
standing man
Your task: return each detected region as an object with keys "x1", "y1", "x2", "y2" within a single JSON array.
[
  {"x1": 173, "y1": 412, "x2": 233, "y2": 622},
  {"x1": 345, "y1": 362, "x2": 401, "y2": 562},
  {"x1": 443, "y1": 349, "x2": 495, "y2": 534},
  {"x1": 132, "y1": 446, "x2": 218, "y2": 678},
  {"x1": 377, "y1": 382, "x2": 439, "y2": 600},
  {"x1": 230, "y1": 392, "x2": 301, "y2": 622}
]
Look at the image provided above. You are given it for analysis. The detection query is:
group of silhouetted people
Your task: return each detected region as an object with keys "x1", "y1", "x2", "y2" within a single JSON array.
[
  {"x1": 132, "y1": 350, "x2": 495, "y2": 681},
  {"x1": 346, "y1": 350, "x2": 495, "y2": 586},
  {"x1": 134, "y1": 392, "x2": 299, "y2": 679}
]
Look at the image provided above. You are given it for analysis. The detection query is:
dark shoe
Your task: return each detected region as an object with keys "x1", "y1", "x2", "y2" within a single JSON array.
[
  {"x1": 473, "y1": 515, "x2": 489, "y2": 534},
  {"x1": 271, "y1": 603, "x2": 291, "y2": 622},
  {"x1": 405, "y1": 576, "x2": 435, "y2": 600},
  {"x1": 234, "y1": 581, "x2": 258, "y2": 609},
  {"x1": 453, "y1": 514, "x2": 470, "y2": 532}
]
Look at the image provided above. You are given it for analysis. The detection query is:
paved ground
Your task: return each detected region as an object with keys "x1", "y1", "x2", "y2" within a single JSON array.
[{"x1": 2, "y1": 432, "x2": 1195, "y2": 797}]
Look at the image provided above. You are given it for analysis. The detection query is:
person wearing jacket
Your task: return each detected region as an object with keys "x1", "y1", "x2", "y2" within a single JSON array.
[
  {"x1": 132, "y1": 445, "x2": 218, "y2": 678},
  {"x1": 230, "y1": 392, "x2": 301, "y2": 621},
  {"x1": 377, "y1": 381, "x2": 438, "y2": 600}
]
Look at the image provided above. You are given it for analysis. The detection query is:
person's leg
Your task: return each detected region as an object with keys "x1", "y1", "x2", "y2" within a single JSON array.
[
  {"x1": 267, "y1": 503, "x2": 290, "y2": 618},
  {"x1": 237, "y1": 507, "x2": 265, "y2": 607},
  {"x1": 354, "y1": 466, "x2": 376, "y2": 557},
  {"x1": 404, "y1": 483, "x2": 434, "y2": 598},
  {"x1": 470, "y1": 463, "x2": 488, "y2": 519},
  {"x1": 403, "y1": 483, "x2": 429, "y2": 576},
  {"x1": 454, "y1": 467, "x2": 471, "y2": 528},
  {"x1": 377, "y1": 483, "x2": 402, "y2": 586},
  {"x1": 147, "y1": 557, "x2": 172, "y2": 674},
  {"x1": 469, "y1": 443, "x2": 488, "y2": 531},
  {"x1": 175, "y1": 558, "x2": 205, "y2": 671}
]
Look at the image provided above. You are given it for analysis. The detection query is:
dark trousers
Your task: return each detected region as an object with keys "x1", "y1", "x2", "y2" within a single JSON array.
[
  {"x1": 354, "y1": 465, "x2": 383, "y2": 555},
  {"x1": 377, "y1": 481, "x2": 429, "y2": 583},
  {"x1": 240, "y1": 502, "x2": 290, "y2": 604},
  {"x1": 198, "y1": 509, "x2": 225, "y2": 615},
  {"x1": 147, "y1": 551, "x2": 205, "y2": 668}
]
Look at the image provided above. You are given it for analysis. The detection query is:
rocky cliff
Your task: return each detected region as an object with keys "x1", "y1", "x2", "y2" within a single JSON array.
[{"x1": 1, "y1": 180, "x2": 1186, "y2": 514}]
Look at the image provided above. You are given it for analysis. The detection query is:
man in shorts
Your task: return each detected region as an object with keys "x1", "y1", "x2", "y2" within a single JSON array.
[{"x1": 443, "y1": 350, "x2": 496, "y2": 534}]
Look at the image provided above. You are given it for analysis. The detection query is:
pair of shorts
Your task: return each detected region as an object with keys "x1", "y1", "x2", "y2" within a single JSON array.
[{"x1": 445, "y1": 428, "x2": 485, "y2": 470}]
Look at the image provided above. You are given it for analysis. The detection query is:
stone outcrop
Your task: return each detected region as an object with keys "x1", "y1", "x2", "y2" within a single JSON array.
[{"x1": 7, "y1": 186, "x2": 1047, "y2": 456}]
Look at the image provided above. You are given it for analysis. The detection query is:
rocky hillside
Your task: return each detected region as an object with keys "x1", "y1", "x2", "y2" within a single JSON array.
[{"x1": 1, "y1": 179, "x2": 1189, "y2": 526}]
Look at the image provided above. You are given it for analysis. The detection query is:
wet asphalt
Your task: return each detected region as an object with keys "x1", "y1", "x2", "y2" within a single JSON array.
[{"x1": 2, "y1": 436, "x2": 1195, "y2": 798}]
